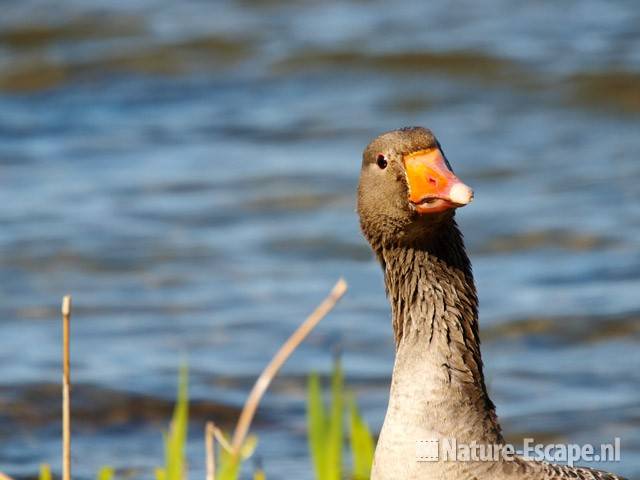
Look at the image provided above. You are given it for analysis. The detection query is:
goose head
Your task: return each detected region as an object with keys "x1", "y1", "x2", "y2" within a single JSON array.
[{"x1": 357, "y1": 126, "x2": 473, "y2": 248}]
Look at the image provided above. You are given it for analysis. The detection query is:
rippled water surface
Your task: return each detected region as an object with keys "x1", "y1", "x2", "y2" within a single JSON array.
[{"x1": 1, "y1": 1, "x2": 639, "y2": 478}]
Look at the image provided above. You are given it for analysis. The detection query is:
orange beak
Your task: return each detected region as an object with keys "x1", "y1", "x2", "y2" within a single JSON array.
[{"x1": 403, "y1": 148, "x2": 473, "y2": 214}]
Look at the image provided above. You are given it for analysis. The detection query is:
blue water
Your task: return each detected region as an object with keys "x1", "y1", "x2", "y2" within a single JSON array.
[{"x1": 1, "y1": 1, "x2": 639, "y2": 478}]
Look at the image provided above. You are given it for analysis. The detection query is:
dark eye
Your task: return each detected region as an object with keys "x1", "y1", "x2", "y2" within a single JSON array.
[{"x1": 376, "y1": 154, "x2": 388, "y2": 169}]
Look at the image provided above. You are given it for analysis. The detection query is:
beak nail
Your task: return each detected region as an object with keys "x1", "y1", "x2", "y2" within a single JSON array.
[{"x1": 449, "y1": 183, "x2": 474, "y2": 205}]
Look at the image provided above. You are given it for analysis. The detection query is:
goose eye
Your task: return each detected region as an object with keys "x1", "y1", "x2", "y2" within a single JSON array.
[{"x1": 376, "y1": 154, "x2": 388, "y2": 169}]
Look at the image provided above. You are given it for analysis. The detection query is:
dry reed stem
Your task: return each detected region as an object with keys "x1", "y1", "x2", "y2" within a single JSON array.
[
  {"x1": 0, "y1": 472, "x2": 16, "y2": 480},
  {"x1": 213, "y1": 427, "x2": 233, "y2": 454},
  {"x1": 62, "y1": 295, "x2": 72, "y2": 480},
  {"x1": 205, "y1": 422, "x2": 216, "y2": 480},
  {"x1": 230, "y1": 278, "x2": 347, "y2": 453}
]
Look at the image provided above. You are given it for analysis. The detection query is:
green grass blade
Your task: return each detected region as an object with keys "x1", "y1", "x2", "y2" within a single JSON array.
[
  {"x1": 218, "y1": 458, "x2": 240, "y2": 480},
  {"x1": 155, "y1": 468, "x2": 166, "y2": 480},
  {"x1": 307, "y1": 372, "x2": 326, "y2": 480},
  {"x1": 325, "y1": 360, "x2": 344, "y2": 480},
  {"x1": 39, "y1": 464, "x2": 52, "y2": 480},
  {"x1": 164, "y1": 365, "x2": 189, "y2": 480},
  {"x1": 97, "y1": 466, "x2": 115, "y2": 480},
  {"x1": 253, "y1": 468, "x2": 266, "y2": 480},
  {"x1": 216, "y1": 433, "x2": 258, "y2": 480},
  {"x1": 349, "y1": 396, "x2": 374, "y2": 480},
  {"x1": 218, "y1": 435, "x2": 241, "y2": 480},
  {"x1": 240, "y1": 434, "x2": 259, "y2": 460}
]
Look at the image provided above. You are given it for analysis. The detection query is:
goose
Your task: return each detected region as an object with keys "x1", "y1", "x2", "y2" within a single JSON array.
[{"x1": 356, "y1": 127, "x2": 625, "y2": 480}]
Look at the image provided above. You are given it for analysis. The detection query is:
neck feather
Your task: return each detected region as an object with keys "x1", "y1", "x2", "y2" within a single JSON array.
[
  {"x1": 378, "y1": 220, "x2": 502, "y2": 442},
  {"x1": 382, "y1": 222, "x2": 477, "y2": 350}
]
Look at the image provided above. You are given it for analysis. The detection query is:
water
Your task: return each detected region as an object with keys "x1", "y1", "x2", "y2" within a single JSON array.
[{"x1": 1, "y1": 0, "x2": 639, "y2": 478}]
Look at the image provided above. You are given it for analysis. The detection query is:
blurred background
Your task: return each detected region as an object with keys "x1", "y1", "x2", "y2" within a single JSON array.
[{"x1": 1, "y1": 0, "x2": 639, "y2": 478}]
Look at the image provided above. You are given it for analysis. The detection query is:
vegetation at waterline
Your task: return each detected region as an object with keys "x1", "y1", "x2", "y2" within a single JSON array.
[
  {"x1": 3, "y1": 279, "x2": 375, "y2": 480},
  {"x1": 37, "y1": 361, "x2": 375, "y2": 480},
  {"x1": 308, "y1": 360, "x2": 375, "y2": 480}
]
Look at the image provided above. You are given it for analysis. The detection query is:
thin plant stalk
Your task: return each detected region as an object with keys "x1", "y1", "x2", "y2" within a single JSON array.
[
  {"x1": 0, "y1": 473, "x2": 16, "y2": 480},
  {"x1": 213, "y1": 427, "x2": 232, "y2": 453},
  {"x1": 230, "y1": 278, "x2": 348, "y2": 454},
  {"x1": 205, "y1": 422, "x2": 216, "y2": 480},
  {"x1": 62, "y1": 295, "x2": 72, "y2": 480}
]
